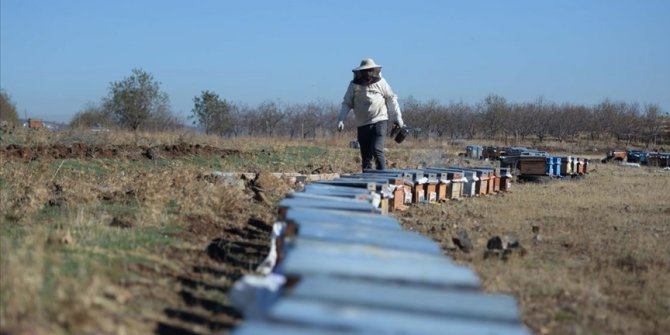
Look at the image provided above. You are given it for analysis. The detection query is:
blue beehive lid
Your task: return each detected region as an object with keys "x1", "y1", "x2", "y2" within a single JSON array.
[
  {"x1": 303, "y1": 184, "x2": 375, "y2": 196},
  {"x1": 287, "y1": 192, "x2": 377, "y2": 204},
  {"x1": 290, "y1": 275, "x2": 523, "y2": 323},
  {"x1": 232, "y1": 321, "x2": 355, "y2": 335},
  {"x1": 280, "y1": 239, "x2": 480, "y2": 289},
  {"x1": 285, "y1": 208, "x2": 400, "y2": 230},
  {"x1": 314, "y1": 179, "x2": 378, "y2": 191},
  {"x1": 268, "y1": 298, "x2": 532, "y2": 335},
  {"x1": 278, "y1": 198, "x2": 380, "y2": 214},
  {"x1": 292, "y1": 223, "x2": 442, "y2": 254}
]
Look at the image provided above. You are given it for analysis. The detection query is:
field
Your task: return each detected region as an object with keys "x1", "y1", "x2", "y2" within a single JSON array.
[{"x1": 1, "y1": 128, "x2": 669, "y2": 335}]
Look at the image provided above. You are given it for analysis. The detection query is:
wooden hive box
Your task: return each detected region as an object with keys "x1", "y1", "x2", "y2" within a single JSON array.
[
  {"x1": 399, "y1": 170, "x2": 428, "y2": 204},
  {"x1": 447, "y1": 181, "x2": 463, "y2": 199},
  {"x1": 517, "y1": 157, "x2": 547, "y2": 175},
  {"x1": 570, "y1": 157, "x2": 578, "y2": 175},
  {"x1": 421, "y1": 172, "x2": 439, "y2": 203},
  {"x1": 475, "y1": 178, "x2": 487, "y2": 196},
  {"x1": 559, "y1": 156, "x2": 573, "y2": 176},
  {"x1": 413, "y1": 183, "x2": 425, "y2": 203},
  {"x1": 499, "y1": 168, "x2": 512, "y2": 191},
  {"x1": 459, "y1": 171, "x2": 477, "y2": 197},
  {"x1": 487, "y1": 171, "x2": 497, "y2": 193},
  {"x1": 431, "y1": 172, "x2": 449, "y2": 202},
  {"x1": 424, "y1": 183, "x2": 437, "y2": 203},
  {"x1": 446, "y1": 171, "x2": 465, "y2": 199},
  {"x1": 583, "y1": 158, "x2": 589, "y2": 174},
  {"x1": 576, "y1": 158, "x2": 584, "y2": 174},
  {"x1": 474, "y1": 167, "x2": 498, "y2": 193},
  {"x1": 493, "y1": 167, "x2": 501, "y2": 192},
  {"x1": 389, "y1": 178, "x2": 406, "y2": 212},
  {"x1": 473, "y1": 170, "x2": 491, "y2": 196},
  {"x1": 402, "y1": 184, "x2": 413, "y2": 205}
]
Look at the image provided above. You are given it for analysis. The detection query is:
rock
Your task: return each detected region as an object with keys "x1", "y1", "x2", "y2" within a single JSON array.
[
  {"x1": 103, "y1": 285, "x2": 132, "y2": 304},
  {"x1": 210, "y1": 172, "x2": 247, "y2": 191},
  {"x1": 486, "y1": 236, "x2": 504, "y2": 250},
  {"x1": 453, "y1": 230, "x2": 473, "y2": 253},
  {"x1": 503, "y1": 234, "x2": 520, "y2": 249},
  {"x1": 442, "y1": 237, "x2": 458, "y2": 251},
  {"x1": 252, "y1": 188, "x2": 270, "y2": 204},
  {"x1": 110, "y1": 216, "x2": 134, "y2": 229},
  {"x1": 145, "y1": 147, "x2": 160, "y2": 160},
  {"x1": 531, "y1": 225, "x2": 542, "y2": 243},
  {"x1": 485, "y1": 234, "x2": 526, "y2": 260}
]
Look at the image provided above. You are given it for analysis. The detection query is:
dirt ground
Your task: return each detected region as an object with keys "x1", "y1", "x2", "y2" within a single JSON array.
[
  {"x1": 396, "y1": 162, "x2": 670, "y2": 335},
  {"x1": 2, "y1": 138, "x2": 668, "y2": 335},
  {"x1": 0, "y1": 143, "x2": 241, "y2": 162}
]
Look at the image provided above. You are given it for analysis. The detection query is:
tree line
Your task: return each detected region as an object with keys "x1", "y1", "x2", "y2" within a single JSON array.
[
  {"x1": 402, "y1": 95, "x2": 668, "y2": 147},
  {"x1": 1, "y1": 69, "x2": 668, "y2": 146}
]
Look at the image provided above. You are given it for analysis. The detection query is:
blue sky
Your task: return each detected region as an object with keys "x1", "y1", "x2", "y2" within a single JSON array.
[{"x1": 1, "y1": 0, "x2": 669, "y2": 123}]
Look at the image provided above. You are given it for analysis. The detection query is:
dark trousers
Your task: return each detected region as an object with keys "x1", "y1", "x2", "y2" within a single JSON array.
[{"x1": 357, "y1": 120, "x2": 387, "y2": 171}]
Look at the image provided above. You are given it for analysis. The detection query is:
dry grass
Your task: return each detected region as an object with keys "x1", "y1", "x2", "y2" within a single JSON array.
[
  {"x1": 0, "y1": 152, "x2": 279, "y2": 334},
  {"x1": 397, "y1": 163, "x2": 670, "y2": 334}
]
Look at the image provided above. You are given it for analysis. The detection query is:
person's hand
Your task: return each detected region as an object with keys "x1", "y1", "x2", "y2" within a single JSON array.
[{"x1": 337, "y1": 121, "x2": 344, "y2": 132}]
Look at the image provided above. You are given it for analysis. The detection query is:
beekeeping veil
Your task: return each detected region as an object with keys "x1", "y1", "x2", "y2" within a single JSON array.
[{"x1": 352, "y1": 58, "x2": 382, "y2": 85}]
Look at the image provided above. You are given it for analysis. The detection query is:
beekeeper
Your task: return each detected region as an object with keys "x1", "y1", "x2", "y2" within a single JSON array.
[{"x1": 338, "y1": 58, "x2": 405, "y2": 171}]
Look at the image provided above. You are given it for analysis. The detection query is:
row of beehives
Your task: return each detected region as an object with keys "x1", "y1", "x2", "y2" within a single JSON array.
[
  {"x1": 466, "y1": 145, "x2": 591, "y2": 177},
  {"x1": 229, "y1": 169, "x2": 532, "y2": 334},
  {"x1": 337, "y1": 167, "x2": 513, "y2": 212},
  {"x1": 465, "y1": 145, "x2": 546, "y2": 160},
  {"x1": 506, "y1": 156, "x2": 590, "y2": 177},
  {"x1": 618, "y1": 150, "x2": 670, "y2": 167}
]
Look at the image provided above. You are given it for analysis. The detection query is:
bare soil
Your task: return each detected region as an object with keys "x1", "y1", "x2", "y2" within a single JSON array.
[
  {"x1": 0, "y1": 143, "x2": 241, "y2": 162},
  {"x1": 396, "y1": 163, "x2": 670, "y2": 335}
]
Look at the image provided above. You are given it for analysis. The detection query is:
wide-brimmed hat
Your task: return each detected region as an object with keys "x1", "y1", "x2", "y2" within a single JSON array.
[{"x1": 352, "y1": 58, "x2": 382, "y2": 71}]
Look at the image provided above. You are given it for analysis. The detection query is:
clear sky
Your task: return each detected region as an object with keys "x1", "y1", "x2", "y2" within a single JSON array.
[{"x1": 1, "y1": 0, "x2": 669, "y2": 123}]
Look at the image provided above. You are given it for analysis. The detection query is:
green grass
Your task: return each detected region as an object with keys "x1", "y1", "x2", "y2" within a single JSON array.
[
  {"x1": 248, "y1": 145, "x2": 330, "y2": 170},
  {"x1": 284, "y1": 146, "x2": 328, "y2": 165},
  {"x1": 93, "y1": 225, "x2": 181, "y2": 250},
  {"x1": 97, "y1": 200, "x2": 140, "y2": 215},
  {"x1": 0, "y1": 220, "x2": 29, "y2": 241},
  {"x1": 555, "y1": 308, "x2": 579, "y2": 321},
  {"x1": 177, "y1": 155, "x2": 223, "y2": 169},
  {"x1": 56, "y1": 159, "x2": 111, "y2": 176}
]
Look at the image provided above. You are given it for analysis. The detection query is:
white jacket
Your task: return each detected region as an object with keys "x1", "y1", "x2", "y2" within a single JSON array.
[{"x1": 338, "y1": 77, "x2": 404, "y2": 128}]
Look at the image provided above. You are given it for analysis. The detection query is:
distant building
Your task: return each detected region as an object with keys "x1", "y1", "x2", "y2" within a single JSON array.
[{"x1": 28, "y1": 118, "x2": 44, "y2": 129}]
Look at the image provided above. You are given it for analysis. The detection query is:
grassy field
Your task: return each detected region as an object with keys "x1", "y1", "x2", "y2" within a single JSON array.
[{"x1": 1, "y1": 128, "x2": 668, "y2": 334}]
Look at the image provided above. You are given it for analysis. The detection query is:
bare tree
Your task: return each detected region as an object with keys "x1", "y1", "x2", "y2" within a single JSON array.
[
  {"x1": 560, "y1": 103, "x2": 590, "y2": 141},
  {"x1": 69, "y1": 102, "x2": 113, "y2": 128},
  {"x1": 284, "y1": 102, "x2": 328, "y2": 139},
  {"x1": 256, "y1": 100, "x2": 284, "y2": 136},
  {"x1": 642, "y1": 104, "x2": 664, "y2": 147},
  {"x1": 481, "y1": 94, "x2": 509, "y2": 140}
]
